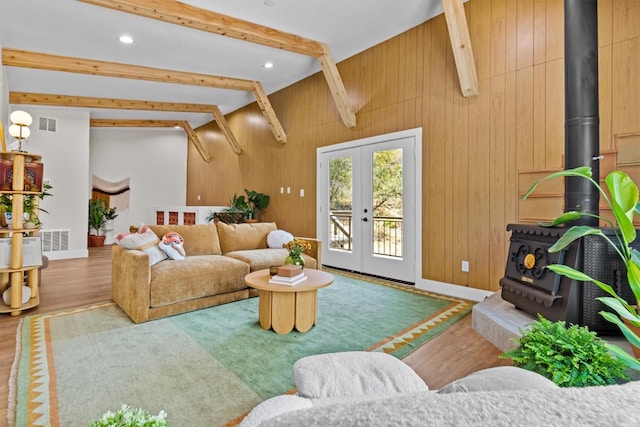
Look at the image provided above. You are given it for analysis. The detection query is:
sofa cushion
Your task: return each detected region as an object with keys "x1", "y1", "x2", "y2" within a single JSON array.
[
  {"x1": 293, "y1": 351, "x2": 428, "y2": 399},
  {"x1": 149, "y1": 255, "x2": 249, "y2": 307},
  {"x1": 437, "y1": 366, "x2": 559, "y2": 394},
  {"x1": 224, "y1": 248, "x2": 317, "y2": 272},
  {"x1": 149, "y1": 223, "x2": 222, "y2": 256},
  {"x1": 216, "y1": 222, "x2": 277, "y2": 254}
]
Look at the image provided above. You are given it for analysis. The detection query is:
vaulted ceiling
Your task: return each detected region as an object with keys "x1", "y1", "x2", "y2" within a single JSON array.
[{"x1": 1, "y1": 0, "x2": 474, "y2": 155}]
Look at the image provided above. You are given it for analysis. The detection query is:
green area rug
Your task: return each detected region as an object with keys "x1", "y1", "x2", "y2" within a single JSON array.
[{"x1": 9, "y1": 269, "x2": 472, "y2": 427}]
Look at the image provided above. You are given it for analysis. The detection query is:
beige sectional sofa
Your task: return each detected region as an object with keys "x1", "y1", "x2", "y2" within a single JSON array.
[{"x1": 111, "y1": 222, "x2": 320, "y2": 323}]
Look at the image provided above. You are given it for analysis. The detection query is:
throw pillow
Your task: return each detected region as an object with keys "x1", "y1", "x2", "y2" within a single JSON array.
[
  {"x1": 115, "y1": 225, "x2": 168, "y2": 266},
  {"x1": 158, "y1": 231, "x2": 185, "y2": 260},
  {"x1": 293, "y1": 351, "x2": 428, "y2": 399},
  {"x1": 437, "y1": 366, "x2": 559, "y2": 394},
  {"x1": 216, "y1": 222, "x2": 277, "y2": 253},
  {"x1": 267, "y1": 230, "x2": 294, "y2": 249}
]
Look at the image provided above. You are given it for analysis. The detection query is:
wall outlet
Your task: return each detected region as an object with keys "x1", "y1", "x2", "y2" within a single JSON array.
[{"x1": 461, "y1": 261, "x2": 469, "y2": 272}]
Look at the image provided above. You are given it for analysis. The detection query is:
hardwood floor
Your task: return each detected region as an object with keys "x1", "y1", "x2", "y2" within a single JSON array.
[{"x1": 0, "y1": 246, "x2": 509, "y2": 422}]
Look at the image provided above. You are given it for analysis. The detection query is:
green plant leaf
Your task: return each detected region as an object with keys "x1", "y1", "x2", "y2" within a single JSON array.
[
  {"x1": 597, "y1": 297, "x2": 639, "y2": 325},
  {"x1": 626, "y1": 261, "x2": 640, "y2": 307},
  {"x1": 604, "y1": 342, "x2": 640, "y2": 371},
  {"x1": 537, "y1": 211, "x2": 583, "y2": 227},
  {"x1": 521, "y1": 167, "x2": 592, "y2": 200},
  {"x1": 547, "y1": 226, "x2": 603, "y2": 252},
  {"x1": 599, "y1": 311, "x2": 640, "y2": 349}
]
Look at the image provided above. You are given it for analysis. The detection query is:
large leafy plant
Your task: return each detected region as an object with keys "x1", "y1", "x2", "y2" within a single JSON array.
[
  {"x1": 522, "y1": 167, "x2": 640, "y2": 369},
  {"x1": 501, "y1": 315, "x2": 629, "y2": 387}
]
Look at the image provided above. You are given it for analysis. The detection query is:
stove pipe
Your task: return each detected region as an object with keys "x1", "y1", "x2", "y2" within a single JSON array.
[{"x1": 564, "y1": 0, "x2": 600, "y2": 225}]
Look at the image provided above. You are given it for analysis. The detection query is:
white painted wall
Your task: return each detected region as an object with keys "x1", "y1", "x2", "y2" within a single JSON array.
[
  {"x1": 90, "y1": 127, "x2": 188, "y2": 243},
  {"x1": 20, "y1": 107, "x2": 91, "y2": 259}
]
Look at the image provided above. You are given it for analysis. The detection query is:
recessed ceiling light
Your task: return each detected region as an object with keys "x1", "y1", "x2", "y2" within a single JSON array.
[
  {"x1": 119, "y1": 35, "x2": 134, "y2": 44},
  {"x1": 264, "y1": 62, "x2": 274, "y2": 69}
]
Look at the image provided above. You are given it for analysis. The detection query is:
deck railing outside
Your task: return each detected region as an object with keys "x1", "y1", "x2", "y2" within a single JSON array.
[{"x1": 329, "y1": 211, "x2": 403, "y2": 257}]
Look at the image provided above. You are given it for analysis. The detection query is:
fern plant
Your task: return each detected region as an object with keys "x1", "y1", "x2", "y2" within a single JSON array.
[{"x1": 501, "y1": 315, "x2": 629, "y2": 387}]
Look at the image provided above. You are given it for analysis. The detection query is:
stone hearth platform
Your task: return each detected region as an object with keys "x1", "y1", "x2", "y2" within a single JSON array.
[
  {"x1": 472, "y1": 291, "x2": 634, "y2": 356},
  {"x1": 471, "y1": 292, "x2": 534, "y2": 351}
]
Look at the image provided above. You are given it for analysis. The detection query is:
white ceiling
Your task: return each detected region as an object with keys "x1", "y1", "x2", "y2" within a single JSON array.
[{"x1": 1, "y1": 0, "x2": 448, "y2": 128}]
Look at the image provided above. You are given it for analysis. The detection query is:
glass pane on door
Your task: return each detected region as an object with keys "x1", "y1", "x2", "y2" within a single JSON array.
[
  {"x1": 328, "y1": 155, "x2": 353, "y2": 253},
  {"x1": 371, "y1": 148, "x2": 403, "y2": 258}
]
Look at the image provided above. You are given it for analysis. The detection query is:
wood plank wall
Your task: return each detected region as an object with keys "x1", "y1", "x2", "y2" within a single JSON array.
[{"x1": 188, "y1": 0, "x2": 640, "y2": 292}]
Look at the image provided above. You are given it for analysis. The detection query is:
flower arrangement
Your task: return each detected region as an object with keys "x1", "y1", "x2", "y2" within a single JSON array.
[
  {"x1": 283, "y1": 238, "x2": 311, "y2": 266},
  {"x1": 90, "y1": 405, "x2": 168, "y2": 427}
]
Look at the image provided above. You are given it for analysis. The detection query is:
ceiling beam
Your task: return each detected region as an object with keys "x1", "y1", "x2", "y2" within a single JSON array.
[
  {"x1": 90, "y1": 118, "x2": 212, "y2": 162},
  {"x1": 3, "y1": 48, "x2": 286, "y2": 143},
  {"x1": 3, "y1": 48, "x2": 255, "y2": 91},
  {"x1": 79, "y1": 0, "x2": 356, "y2": 128},
  {"x1": 10, "y1": 92, "x2": 218, "y2": 112},
  {"x1": 180, "y1": 121, "x2": 211, "y2": 162},
  {"x1": 78, "y1": 0, "x2": 325, "y2": 57},
  {"x1": 442, "y1": 0, "x2": 478, "y2": 97},
  {"x1": 90, "y1": 119, "x2": 184, "y2": 127},
  {"x1": 318, "y1": 43, "x2": 356, "y2": 128},
  {"x1": 252, "y1": 82, "x2": 286, "y2": 144},
  {"x1": 211, "y1": 105, "x2": 242, "y2": 155}
]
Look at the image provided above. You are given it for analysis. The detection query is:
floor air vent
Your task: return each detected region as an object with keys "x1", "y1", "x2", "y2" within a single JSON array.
[{"x1": 41, "y1": 229, "x2": 69, "y2": 252}]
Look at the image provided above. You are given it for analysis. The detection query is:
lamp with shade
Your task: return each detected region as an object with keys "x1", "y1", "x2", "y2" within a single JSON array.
[{"x1": 8, "y1": 111, "x2": 33, "y2": 152}]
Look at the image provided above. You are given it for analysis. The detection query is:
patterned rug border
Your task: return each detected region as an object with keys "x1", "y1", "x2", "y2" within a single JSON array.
[
  {"x1": 322, "y1": 268, "x2": 474, "y2": 355},
  {"x1": 10, "y1": 271, "x2": 473, "y2": 427}
]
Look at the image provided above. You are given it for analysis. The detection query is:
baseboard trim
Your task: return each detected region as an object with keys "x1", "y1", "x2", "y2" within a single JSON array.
[
  {"x1": 44, "y1": 249, "x2": 89, "y2": 260},
  {"x1": 416, "y1": 278, "x2": 492, "y2": 302}
]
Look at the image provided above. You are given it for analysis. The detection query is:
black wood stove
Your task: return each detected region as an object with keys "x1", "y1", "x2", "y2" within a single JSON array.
[{"x1": 500, "y1": 0, "x2": 636, "y2": 334}]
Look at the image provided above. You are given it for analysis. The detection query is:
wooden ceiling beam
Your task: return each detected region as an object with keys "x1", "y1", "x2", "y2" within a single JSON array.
[
  {"x1": 79, "y1": 0, "x2": 325, "y2": 57},
  {"x1": 3, "y1": 48, "x2": 286, "y2": 143},
  {"x1": 90, "y1": 119, "x2": 184, "y2": 127},
  {"x1": 211, "y1": 106, "x2": 242, "y2": 155},
  {"x1": 442, "y1": 0, "x2": 478, "y2": 98},
  {"x1": 10, "y1": 91, "x2": 218, "y2": 112},
  {"x1": 252, "y1": 82, "x2": 287, "y2": 144},
  {"x1": 318, "y1": 43, "x2": 356, "y2": 128},
  {"x1": 3, "y1": 48, "x2": 255, "y2": 91},
  {"x1": 180, "y1": 121, "x2": 211, "y2": 162},
  {"x1": 79, "y1": 0, "x2": 356, "y2": 128}
]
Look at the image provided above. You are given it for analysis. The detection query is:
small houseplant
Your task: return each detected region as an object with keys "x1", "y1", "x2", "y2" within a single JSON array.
[
  {"x1": 88, "y1": 199, "x2": 118, "y2": 246},
  {"x1": 90, "y1": 404, "x2": 167, "y2": 427},
  {"x1": 206, "y1": 193, "x2": 247, "y2": 224},
  {"x1": 522, "y1": 167, "x2": 640, "y2": 369},
  {"x1": 0, "y1": 182, "x2": 53, "y2": 228},
  {"x1": 501, "y1": 315, "x2": 629, "y2": 387},
  {"x1": 283, "y1": 238, "x2": 311, "y2": 267},
  {"x1": 244, "y1": 189, "x2": 270, "y2": 221}
]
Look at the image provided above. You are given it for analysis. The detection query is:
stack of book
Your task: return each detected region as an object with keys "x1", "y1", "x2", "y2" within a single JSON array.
[{"x1": 268, "y1": 272, "x2": 307, "y2": 286}]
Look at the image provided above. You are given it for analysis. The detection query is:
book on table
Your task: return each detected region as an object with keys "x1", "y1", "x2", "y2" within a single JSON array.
[{"x1": 269, "y1": 272, "x2": 307, "y2": 286}]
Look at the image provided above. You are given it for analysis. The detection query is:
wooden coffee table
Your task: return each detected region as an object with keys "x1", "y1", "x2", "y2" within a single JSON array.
[{"x1": 245, "y1": 269, "x2": 334, "y2": 334}]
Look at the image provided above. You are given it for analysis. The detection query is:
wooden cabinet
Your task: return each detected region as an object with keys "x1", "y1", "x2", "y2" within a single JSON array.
[{"x1": 0, "y1": 151, "x2": 43, "y2": 316}]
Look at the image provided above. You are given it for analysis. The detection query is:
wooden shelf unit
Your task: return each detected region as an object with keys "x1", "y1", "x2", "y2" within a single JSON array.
[{"x1": 0, "y1": 151, "x2": 43, "y2": 316}]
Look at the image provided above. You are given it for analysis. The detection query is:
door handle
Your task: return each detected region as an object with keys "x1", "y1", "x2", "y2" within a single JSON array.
[{"x1": 361, "y1": 217, "x2": 369, "y2": 222}]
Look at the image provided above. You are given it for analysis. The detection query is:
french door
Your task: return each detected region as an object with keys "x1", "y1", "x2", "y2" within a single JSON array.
[{"x1": 317, "y1": 132, "x2": 417, "y2": 283}]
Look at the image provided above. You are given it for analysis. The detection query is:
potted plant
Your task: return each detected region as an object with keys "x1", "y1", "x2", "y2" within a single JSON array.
[
  {"x1": 501, "y1": 315, "x2": 629, "y2": 387},
  {"x1": 88, "y1": 199, "x2": 117, "y2": 247},
  {"x1": 0, "y1": 182, "x2": 53, "y2": 228},
  {"x1": 522, "y1": 167, "x2": 640, "y2": 370},
  {"x1": 206, "y1": 193, "x2": 248, "y2": 224},
  {"x1": 244, "y1": 189, "x2": 270, "y2": 222}
]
